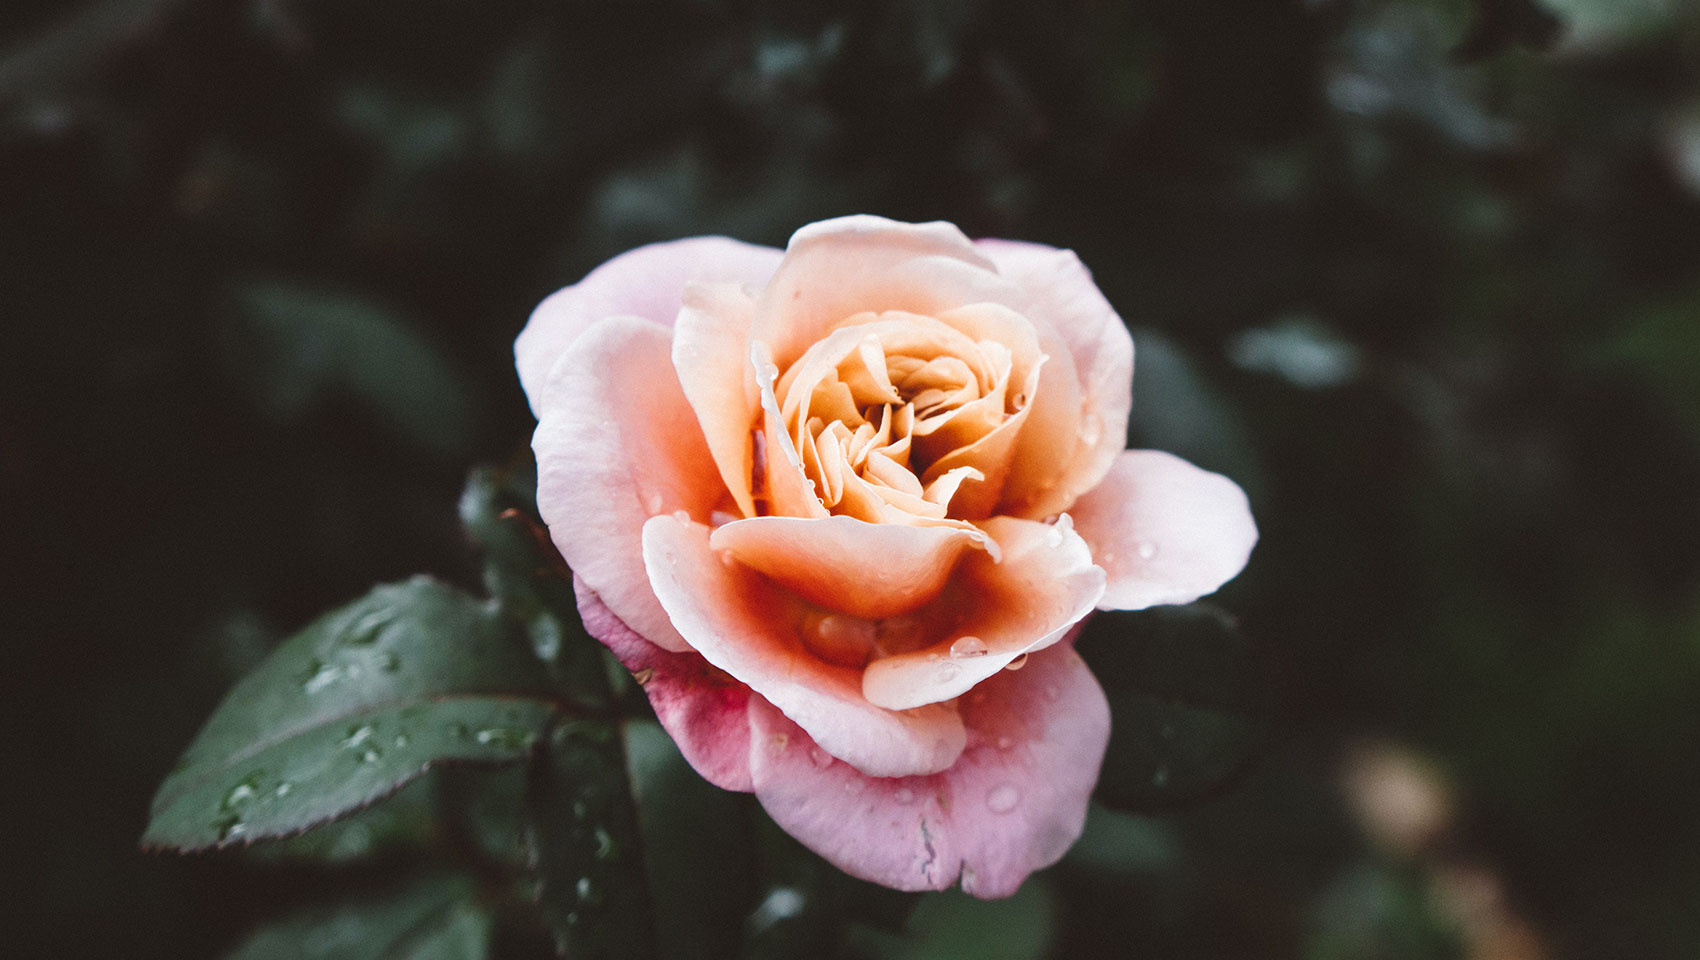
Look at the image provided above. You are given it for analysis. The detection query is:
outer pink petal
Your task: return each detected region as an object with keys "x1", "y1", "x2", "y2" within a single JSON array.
[
  {"x1": 1068, "y1": 449, "x2": 1258, "y2": 610},
  {"x1": 975, "y1": 239, "x2": 1135, "y2": 518},
  {"x1": 709, "y1": 515, "x2": 988, "y2": 619},
  {"x1": 531, "y1": 317, "x2": 727, "y2": 653},
  {"x1": 515, "y1": 236, "x2": 782, "y2": 412},
  {"x1": 575, "y1": 578, "x2": 754, "y2": 792},
  {"x1": 749, "y1": 643, "x2": 1109, "y2": 898},
  {"x1": 860, "y1": 516, "x2": 1105, "y2": 710},
  {"x1": 642, "y1": 512, "x2": 967, "y2": 778}
]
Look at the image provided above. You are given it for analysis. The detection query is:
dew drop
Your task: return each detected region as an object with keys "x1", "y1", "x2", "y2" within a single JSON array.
[
  {"x1": 808, "y1": 747, "x2": 832, "y2": 769},
  {"x1": 392, "y1": 733, "x2": 410, "y2": 748},
  {"x1": 273, "y1": 782, "x2": 293, "y2": 798},
  {"x1": 361, "y1": 749, "x2": 381, "y2": 764},
  {"x1": 593, "y1": 827, "x2": 617, "y2": 860},
  {"x1": 345, "y1": 609, "x2": 394, "y2": 645},
  {"x1": 1003, "y1": 653, "x2": 1029, "y2": 672},
  {"x1": 986, "y1": 783, "x2": 1020, "y2": 814},
  {"x1": 893, "y1": 787, "x2": 916, "y2": 805},
  {"x1": 217, "y1": 819, "x2": 249, "y2": 842},
  {"x1": 576, "y1": 876, "x2": 596, "y2": 902},
  {"x1": 949, "y1": 636, "x2": 989, "y2": 658},
  {"x1": 1137, "y1": 541, "x2": 1159, "y2": 560},
  {"x1": 223, "y1": 781, "x2": 259, "y2": 809},
  {"x1": 936, "y1": 661, "x2": 961, "y2": 683},
  {"x1": 475, "y1": 728, "x2": 531, "y2": 749},
  {"x1": 301, "y1": 660, "x2": 341, "y2": 695},
  {"x1": 341, "y1": 725, "x2": 375, "y2": 749}
]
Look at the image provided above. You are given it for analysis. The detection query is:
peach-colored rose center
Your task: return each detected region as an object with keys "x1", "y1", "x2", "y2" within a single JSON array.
[{"x1": 765, "y1": 308, "x2": 1043, "y2": 529}]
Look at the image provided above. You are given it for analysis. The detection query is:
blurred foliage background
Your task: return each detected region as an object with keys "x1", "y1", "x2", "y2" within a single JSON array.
[{"x1": 5, "y1": 0, "x2": 1700, "y2": 956}]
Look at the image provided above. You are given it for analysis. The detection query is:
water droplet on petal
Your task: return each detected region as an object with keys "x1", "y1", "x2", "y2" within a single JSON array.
[
  {"x1": 936, "y1": 661, "x2": 961, "y2": 683},
  {"x1": 808, "y1": 747, "x2": 832, "y2": 769},
  {"x1": 1137, "y1": 541, "x2": 1159, "y2": 560},
  {"x1": 1004, "y1": 653, "x2": 1029, "y2": 671},
  {"x1": 949, "y1": 636, "x2": 989, "y2": 658},
  {"x1": 987, "y1": 783, "x2": 1020, "y2": 814},
  {"x1": 671, "y1": 508, "x2": 692, "y2": 524}
]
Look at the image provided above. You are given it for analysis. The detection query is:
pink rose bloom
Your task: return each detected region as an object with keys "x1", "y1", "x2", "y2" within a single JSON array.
[{"x1": 517, "y1": 216, "x2": 1255, "y2": 897}]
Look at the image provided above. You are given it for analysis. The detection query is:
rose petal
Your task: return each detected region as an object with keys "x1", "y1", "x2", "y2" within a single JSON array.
[
  {"x1": 861, "y1": 516, "x2": 1105, "y2": 710},
  {"x1": 673, "y1": 282, "x2": 763, "y2": 518},
  {"x1": 752, "y1": 217, "x2": 1018, "y2": 372},
  {"x1": 516, "y1": 236, "x2": 782, "y2": 412},
  {"x1": 749, "y1": 642, "x2": 1109, "y2": 898},
  {"x1": 1067, "y1": 449, "x2": 1257, "y2": 610},
  {"x1": 531, "y1": 317, "x2": 727, "y2": 653},
  {"x1": 975, "y1": 239, "x2": 1135, "y2": 517},
  {"x1": 642, "y1": 512, "x2": 967, "y2": 778},
  {"x1": 575, "y1": 578, "x2": 754, "y2": 792},
  {"x1": 710, "y1": 515, "x2": 989, "y2": 619}
]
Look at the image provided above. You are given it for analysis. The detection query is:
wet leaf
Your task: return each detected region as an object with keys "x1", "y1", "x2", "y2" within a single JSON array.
[
  {"x1": 144, "y1": 578, "x2": 558, "y2": 851},
  {"x1": 522, "y1": 718, "x2": 655, "y2": 960}
]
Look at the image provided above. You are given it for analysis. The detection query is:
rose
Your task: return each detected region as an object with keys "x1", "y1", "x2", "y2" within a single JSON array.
[{"x1": 516, "y1": 216, "x2": 1256, "y2": 897}]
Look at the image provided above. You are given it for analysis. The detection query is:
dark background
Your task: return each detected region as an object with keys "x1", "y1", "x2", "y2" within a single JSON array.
[{"x1": 6, "y1": 0, "x2": 1700, "y2": 957}]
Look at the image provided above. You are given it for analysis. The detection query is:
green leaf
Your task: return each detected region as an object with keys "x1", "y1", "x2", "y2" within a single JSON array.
[
  {"x1": 522, "y1": 718, "x2": 656, "y2": 960},
  {"x1": 1080, "y1": 605, "x2": 1273, "y2": 812},
  {"x1": 624, "y1": 719, "x2": 755, "y2": 959},
  {"x1": 145, "y1": 578, "x2": 558, "y2": 851},
  {"x1": 225, "y1": 873, "x2": 491, "y2": 960},
  {"x1": 247, "y1": 773, "x2": 437, "y2": 864},
  {"x1": 459, "y1": 465, "x2": 616, "y2": 710}
]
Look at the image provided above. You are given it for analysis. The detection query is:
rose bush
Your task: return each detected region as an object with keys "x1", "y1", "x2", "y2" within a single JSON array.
[{"x1": 516, "y1": 216, "x2": 1256, "y2": 897}]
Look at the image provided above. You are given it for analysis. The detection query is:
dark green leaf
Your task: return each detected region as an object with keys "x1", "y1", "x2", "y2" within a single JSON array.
[
  {"x1": 1080, "y1": 605, "x2": 1273, "y2": 812},
  {"x1": 522, "y1": 718, "x2": 656, "y2": 960},
  {"x1": 248, "y1": 773, "x2": 438, "y2": 864},
  {"x1": 224, "y1": 873, "x2": 491, "y2": 960},
  {"x1": 145, "y1": 578, "x2": 558, "y2": 851},
  {"x1": 459, "y1": 465, "x2": 614, "y2": 710}
]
